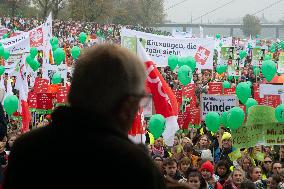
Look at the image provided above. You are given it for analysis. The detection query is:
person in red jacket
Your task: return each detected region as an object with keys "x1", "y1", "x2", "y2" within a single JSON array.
[{"x1": 200, "y1": 161, "x2": 223, "y2": 189}]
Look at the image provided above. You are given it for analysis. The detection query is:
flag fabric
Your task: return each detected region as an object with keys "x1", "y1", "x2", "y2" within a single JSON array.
[
  {"x1": 137, "y1": 40, "x2": 179, "y2": 146},
  {"x1": 15, "y1": 54, "x2": 31, "y2": 133}
]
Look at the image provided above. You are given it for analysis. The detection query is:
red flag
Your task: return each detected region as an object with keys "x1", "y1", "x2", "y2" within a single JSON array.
[{"x1": 137, "y1": 41, "x2": 179, "y2": 146}]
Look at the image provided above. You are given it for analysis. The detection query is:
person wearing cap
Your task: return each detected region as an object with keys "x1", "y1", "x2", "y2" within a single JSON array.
[
  {"x1": 200, "y1": 161, "x2": 222, "y2": 189},
  {"x1": 214, "y1": 132, "x2": 235, "y2": 167}
]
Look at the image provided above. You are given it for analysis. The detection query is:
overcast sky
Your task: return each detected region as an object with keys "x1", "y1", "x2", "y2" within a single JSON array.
[{"x1": 164, "y1": 0, "x2": 284, "y2": 23}]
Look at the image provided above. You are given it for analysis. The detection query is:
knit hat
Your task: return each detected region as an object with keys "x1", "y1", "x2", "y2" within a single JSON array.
[
  {"x1": 222, "y1": 132, "x2": 232, "y2": 141},
  {"x1": 200, "y1": 161, "x2": 214, "y2": 175}
]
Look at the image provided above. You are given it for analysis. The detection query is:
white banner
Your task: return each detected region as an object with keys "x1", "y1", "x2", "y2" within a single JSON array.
[
  {"x1": 201, "y1": 94, "x2": 238, "y2": 119},
  {"x1": 121, "y1": 28, "x2": 214, "y2": 69},
  {"x1": 1, "y1": 33, "x2": 30, "y2": 54}
]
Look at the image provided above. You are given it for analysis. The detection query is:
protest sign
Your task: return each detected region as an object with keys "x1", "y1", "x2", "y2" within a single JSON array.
[
  {"x1": 201, "y1": 94, "x2": 237, "y2": 119},
  {"x1": 36, "y1": 93, "x2": 53, "y2": 109},
  {"x1": 208, "y1": 82, "x2": 222, "y2": 94},
  {"x1": 232, "y1": 123, "x2": 284, "y2": 148},
  {"x1": 121, "y1": 28, "x2": 214, "y2": 69}
]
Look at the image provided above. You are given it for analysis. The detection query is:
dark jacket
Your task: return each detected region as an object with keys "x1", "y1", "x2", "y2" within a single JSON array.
[{"x1": 3, "y1": 106, "x2": 167, "y2": 189}]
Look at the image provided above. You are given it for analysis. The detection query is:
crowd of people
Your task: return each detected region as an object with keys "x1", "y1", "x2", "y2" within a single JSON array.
[{"x1": 0, "y1": 16, "x2": 283, "y2": 189}]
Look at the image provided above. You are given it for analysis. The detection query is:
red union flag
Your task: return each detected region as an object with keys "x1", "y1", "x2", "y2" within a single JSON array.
[
  {"x1": 137, "y1": 40, "x2": 179, "y2": 146},
  {"x1": 208, "y1": 82, "x2": 222, "y2": 94},
  {"x1": 29, "y1": 27, "x2": 43, "y2": 47},
  {"x1": 195, "y1": 46, "x2": 210, "y2": 65}
]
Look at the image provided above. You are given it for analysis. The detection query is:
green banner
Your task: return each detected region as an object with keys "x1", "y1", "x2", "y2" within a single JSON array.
[
  {"x1": 232, "y1": 123, "x2": 284, "y2": 148},
  {"x1": 221, "y1": 47, "x2": 236, "y2": 60}
]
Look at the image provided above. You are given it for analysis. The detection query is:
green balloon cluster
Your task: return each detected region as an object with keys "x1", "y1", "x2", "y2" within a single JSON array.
[
  {"x1": 222, "y1": 81, "x2": 230, "y2": 89},
  {"x1": 71, "y1": 46, "x2": 81, "y2": 60},
  {"x1": 4, "y1": 95, "x2": 19, "y2": 115},
  {"x1": 52, "y1": 73, "x2": 62, "y2": 84},
  {"x1": 79, "y1": 32, "x2": 87, "y2": 44},
  {"x1": 216, "y1": 64, "x2": 227, "y2": 74},
  {"x1": 236, "y1": 82, "x2": 251, "y2": 104},
  {"x1": 261, "y1": 60, "x2": 276, "y2": 82},
  {"x1": 205, "y1": 112, "x2": 220, "y2": 133},
  {"x1": 53, "y1": 48, "x2": 65, "y2": 65},
  {"x1": 168, "y1": 55, "x2": 178, "y2": 71},
  {"x1": 275, "y1": 104, "x2": 284, "y2": 123},
  {"x1": 178, "y1": 65, "x2": 192, "y2": 86},
  {"x1": 178, "y1": 56, "x2": 196, "y2": 71},
  {"x1": 148, "y1": 114, "x2": 166, "y2": 139},
  {"x1": 26, "y1": 55, "x2": 40, "y2": 72},
  {"x1": 227, "y1": 107, "x2": 244, "y2": 130},
  {"x1": 245, "y1": 98, "x2": 258, "y2": 113}
]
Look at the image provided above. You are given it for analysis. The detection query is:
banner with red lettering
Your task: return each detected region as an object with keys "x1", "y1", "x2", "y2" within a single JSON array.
[
  {"x1": 33, "y1": 77, "x2": 49, "y2": 93},
  {"x1": 259, "y1": 95, "x2": 281, "y2": 108},
  {"x1": 182, "y1": 84, "x2": 195, "y2": 98},
  {"x1": 27, "y1": 92, "x2": 37, "y2": 108},
  {"x1": 36, "y1": 93, "x2": 53, "y2": 109},
  {"x1": 224, "y1": 87, "x2": 236, "y2": 95},
  {"x1": 208, "y1": 82, "x2": 222, "y2": 94}
]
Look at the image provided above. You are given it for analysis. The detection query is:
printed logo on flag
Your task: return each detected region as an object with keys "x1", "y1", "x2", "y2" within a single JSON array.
[
  {"x1": 29, "y1": 27, "x2": 43, "y2": 47},
  {"x1": 195, "y1": 46, "x2": 210, "y2": 65}
]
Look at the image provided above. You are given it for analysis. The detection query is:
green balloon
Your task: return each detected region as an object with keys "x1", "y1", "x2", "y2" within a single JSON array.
[
  {"x1": 245, "y1": 98, "x2": 258, "y2": 114},
  {"x1": 52, "y1": 44, "x2": 58, "y2": 52},
  {"x1": 221, "y1": 111, "x2": 229, "y2": 128},
  {"x1": 216, "y1": 34, "x2": 221, "y2": 39},
  {"x1": 219, "y1": 42, "x2": 223, "y2": 47},
  {"x1": 216, "y1": 64, "x2": 227, "y2": 74},
  {"x1": 71, "y1": 46, "x2": 81, "y2": 60},
  {"x1": 261, "y1": 60, "x2": 276, "y2": 82},
  {"x1": 30, "y1": 59, "x2": 40, "y2": 72},
  {"x1": 3, "y1": 50, "x2": 10, "y2": 60},
  {"x1": 227, "y1": 107, "x2": 244, "y2": 130},
  {"x1": 0, "y1": 65, "x2": 5, "y2": 76},
  {"x1": 53, "y1": 48, "x2": 65, "y2": 65},
  {"x1": 185, "y1": 56, "x2": 197, "y2": 71},
  {"x1": 239, "y1": 50, "x2": 247, "y2": 59},
  {"x1": 0, "y1": 46, "x2": 4, "y2": 57},
  {"x1": 236, "y1": 82, "x2": 251, "y2": 104},
  {"x1": 247, "y1": 43, "x2": 252, "y2": 49},
  {"x1": 26, "y1": 55, "x2": 34, "y2": 65},
  {"x1": 52, "y1": 73, "x2": 62, "y2": 84},
  {"x1": 234, "y1": 76, "x2": 240, "y2": 80},
  {"x1": 30, "y1": 47, "x2": 38, "y2": 58},
  {"x1": 228, "y1": 76, "x2": 233, "y2": 81},
  {"x1": 205, "y1": 112, "x2": 220, "y2": 133},
  {"x1": 168, "y1": 55, "x2": 178, "y2": 71},
  {"x1": 270, "y1": 44, "x2": 276, "y2": 53},
  {"x1": 275, "y1": 104, "x2": 284, "y2": 123},
  {"x1": 4, "y1": 95, "x2": 19, "y2": 115},
  {"x1": 178, "y1": 65, "x2": 192, "y2": 86},
  {"x1": 2, "y1": 33, "x2": 8, "y2": 39},
  {"x1": 79, "y1": 32, "x2": 87, "y2": 43},
  {"x1": 264, "y1": 54, "x2": 271, "y2": 60},
  {"x1": 222, "y1": 81, "x2": 230, "y2": 89},
  {"x1": 50, "y1": 37, "x2": 59, "y2": 46},
  {"x1": 148, "y1": 114, "x2": 166, "y2": 139},
  {"x1": 253, "y1": 67, "x2": 260, "y2": 75}
]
